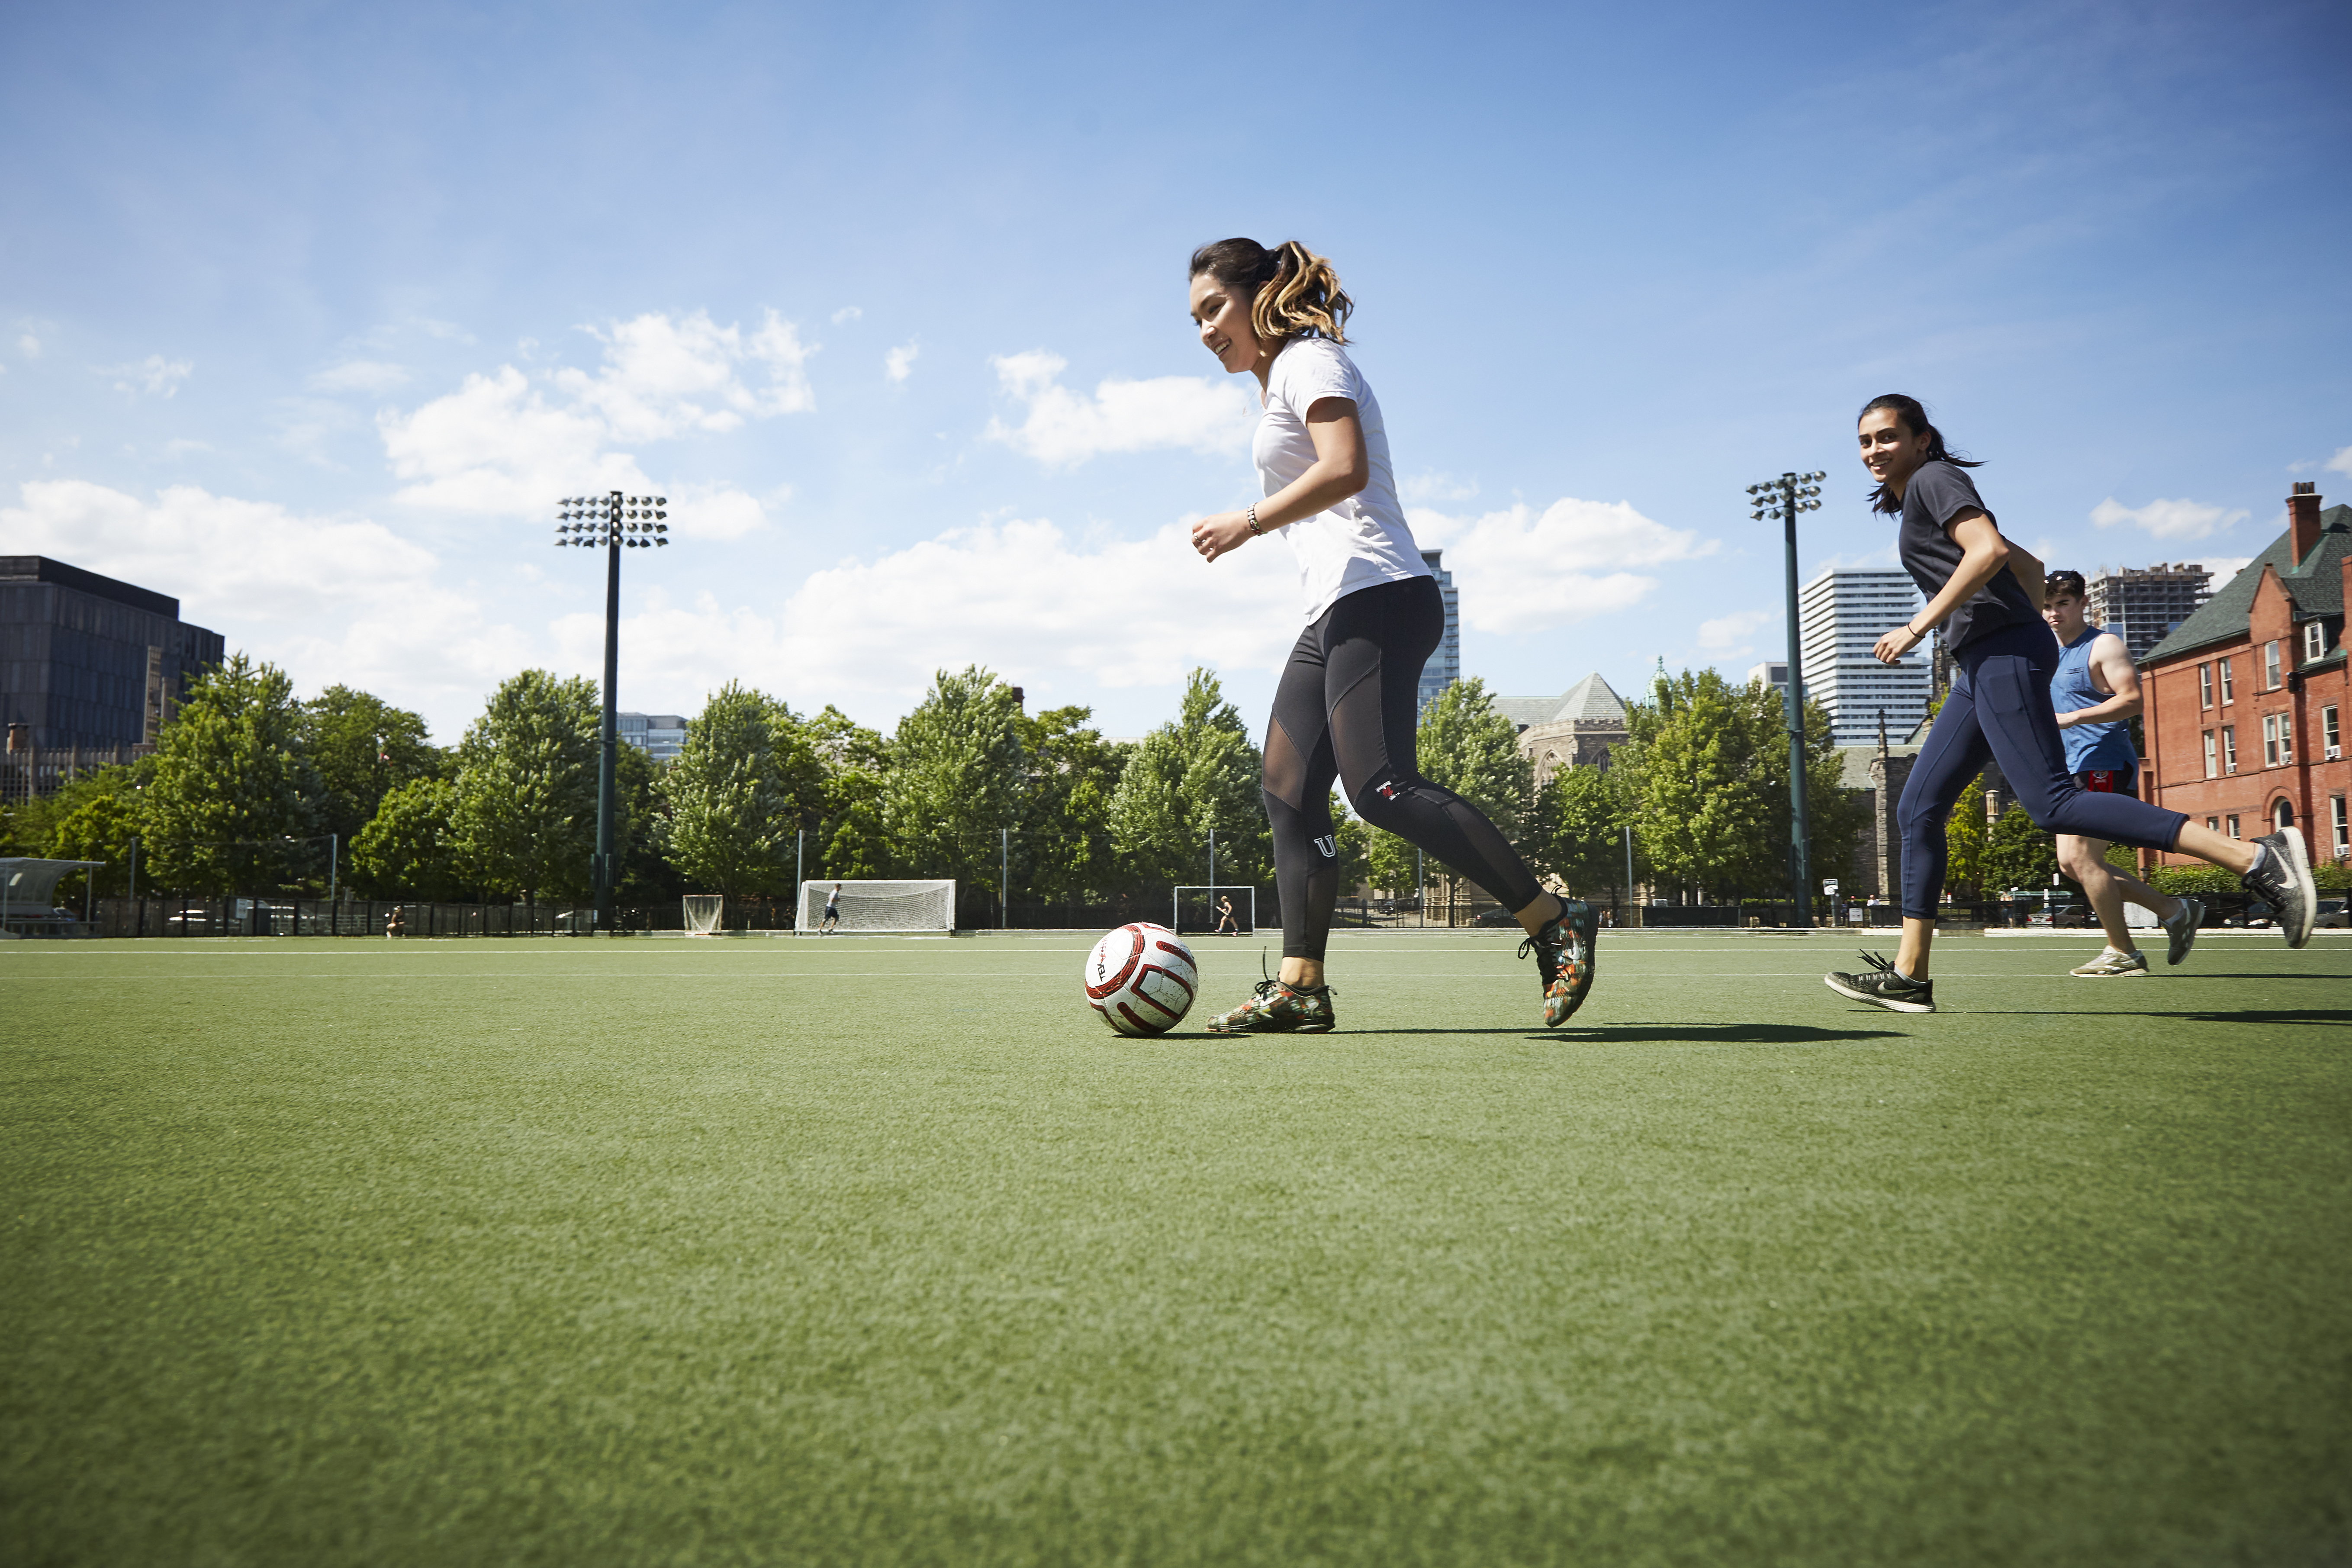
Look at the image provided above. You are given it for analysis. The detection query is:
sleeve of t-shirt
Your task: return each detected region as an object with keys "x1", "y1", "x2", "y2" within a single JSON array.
[
  {"x1": 1270, "y1": 339, "x2": 1362, "y2": 422},
  {"x1": 1908, "y1": 464, "x2": 1991, "y2": 536}
]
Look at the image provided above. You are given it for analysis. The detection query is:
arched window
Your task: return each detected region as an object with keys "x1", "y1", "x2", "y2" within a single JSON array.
[{"x1": 2273, "y1": 798, "x2": 2295, "y2": 831}]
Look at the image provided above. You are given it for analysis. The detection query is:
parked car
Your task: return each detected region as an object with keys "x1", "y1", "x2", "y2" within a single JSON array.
[
  {"x1": 2315, "y1": 898, "x2": 2349, "y2": 930},
  {"x1": 1470, "y1": 905, "x2": 1519, "y2": 927},
  {"x1": 2225, "y1": 900, "x2": 2276, "y2": 929},
  {"x1": 2053, "y1": 902, "x2": 2095, "y2": 929}
]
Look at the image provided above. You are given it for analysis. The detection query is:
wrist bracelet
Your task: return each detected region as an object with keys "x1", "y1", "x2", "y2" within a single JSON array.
[{"x1": 1246, "y1": 503, "x2": 1263, "y2": 535}]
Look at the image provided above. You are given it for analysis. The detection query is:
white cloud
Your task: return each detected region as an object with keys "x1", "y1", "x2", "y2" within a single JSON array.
[
  {"x1": 662, "y1": 478, "x2": 773, "y2": 541},
  {"x1": 2089, "y1": 495, "x2": 2247, "y2": 541},
  {"x1": 831, "y1": 306, "x2": 863, "y2": 324},
  {"x1": 1399, "y1": 471, "x2": 1480, "y2": 504},
  {"x1": 1409, "y1": 497, "x2": 1718, "y2": 634},
  {"x1": 309, "y1": 360, "x2": 411, "y2": 394},
  {"x1": 885, "y1": 341, "x2": 920, "y2": 383},
  {"x1": 105, "y1": 354, "x2": 193, "y2": 398},
  {"x1": 18, "y1": 334, "x2": 39, "y2": 360},
  {"x1": 377, "y1": 309, "x2": 816, "y2": 515},
  {"x1": 0, "y1": 480, "x2": 528, "y2": 732},
  {"x1": 1697, "y1": 607, "x2": 1775, "y2": 650},
  {"x1": 2327, "y1": 446, "x2": 2352, "y2": 477},
  {"x1": 550, "y1": 514, "x2": 1300, "y2": 718},
  {"x1": 985, "y1": 350, "x2": 1252, "y2": 467}
]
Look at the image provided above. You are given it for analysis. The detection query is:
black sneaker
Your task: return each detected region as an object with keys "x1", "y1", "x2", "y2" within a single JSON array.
[
  {"x1": 1519, "y1": 898, "x2": 1598, "y2": 1026},
  {"x1": 1824, "y1": 951, "x2": 1936, "y2": 1014},
  {"x1": 2243, "y1": 827, "x2": 2317, "y2": 948}
]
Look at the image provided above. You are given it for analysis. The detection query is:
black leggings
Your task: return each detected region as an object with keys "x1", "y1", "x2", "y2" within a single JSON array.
[{"x1": 1264, "y1": 576, "x2": 1545, "y2": 960}]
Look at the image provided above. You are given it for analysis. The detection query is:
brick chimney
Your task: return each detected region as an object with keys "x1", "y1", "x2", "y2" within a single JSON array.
[{"x1": 2288, "y1": 481, "x2": 2323, "y2": 566}]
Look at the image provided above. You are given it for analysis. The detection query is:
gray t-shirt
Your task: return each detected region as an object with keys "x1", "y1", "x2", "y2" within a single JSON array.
[{"x1": 1897, "y1": 461, "x2": 2033, "y2": 650}]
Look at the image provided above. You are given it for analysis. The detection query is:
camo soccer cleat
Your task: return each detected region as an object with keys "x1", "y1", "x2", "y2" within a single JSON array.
[
  {"x1": 1520, "y1": 898, "x2": 1598, "y2": 1027},
  {"x1": 1203, "y1": 978, "x2": 1337, "y2": 1034}
]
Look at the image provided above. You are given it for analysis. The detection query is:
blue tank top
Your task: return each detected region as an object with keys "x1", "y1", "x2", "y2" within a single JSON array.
[{"x1": 2052, "y1": 625, "x2": 2137, "y2": 774}]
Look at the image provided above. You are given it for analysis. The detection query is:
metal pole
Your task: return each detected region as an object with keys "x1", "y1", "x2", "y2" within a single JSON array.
[
  {"x1": 1208, "y1": 827, "x2": 1216, "y2": 902},
  {"x1": 1781, "y1": 476, "x2": 1813, "y2": 926},
  {"x1": 328, "y1": 833, "x2": 338, "y2": 909},
  {"x1": 1001, "y1": 827, "x2": 1008, "y2": 930},
  {"x1": 595, "y1": 490, "x2": 621, "y2": 936},
  {"x1": 1624, "y1": 824, "x2": 1634, "y2": 907},
  {"x1": 129, "y1": 836, "x2": 138, "y2": 906},
  {"x1": 1417, "y1": 846, "x2": 1424, "y2": 927},
  {"x1": 795, "y1": 829, "x2": 804, "y2": 932},
  {"x1": 85, "y1": 862, "x2": 93, "y2": 927}
]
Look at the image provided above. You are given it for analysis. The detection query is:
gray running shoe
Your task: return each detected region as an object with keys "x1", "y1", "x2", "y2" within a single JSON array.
[
  {"x1": 2243, "y1": 828, "x2": 2317, "y2": 949},
  {"x1": 2070, "y1": 947, "x2": 2148, "y2": 978},
  {"x1": 1824, "y1": 952, "x2": 1935, "y2": 1014},
  {"x1": 2160, "y1": 897, "x2": 2203, "y2": 966}
]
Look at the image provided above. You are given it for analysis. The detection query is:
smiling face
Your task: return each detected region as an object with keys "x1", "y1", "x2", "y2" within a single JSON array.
[
  {"x1": 1858, "y1": 407, "x2": 1934, "y2": 501},
  {"x1": 1188, "y1": 270, "x2": 1269, "y2": 376}
]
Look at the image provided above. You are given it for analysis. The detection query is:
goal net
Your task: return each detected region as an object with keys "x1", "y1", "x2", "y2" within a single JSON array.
[
  {"x1": 797, "y1": 879, "x2": 956, "y2": 934},
  {"x1": 1174, "y1": 885, "x2": 1258, "y2": 935},
  {"x1": 682, "y1": 894, "x2": 724, "y2": 936}
]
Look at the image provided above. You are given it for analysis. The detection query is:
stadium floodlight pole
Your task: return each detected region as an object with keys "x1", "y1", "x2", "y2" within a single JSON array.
[
  {"x1": 1745, "y1": 469, "x2": 1828, "y2": 925},
  {"x1": 553, "y1": 489, "x2": 669, "y2": 935}
]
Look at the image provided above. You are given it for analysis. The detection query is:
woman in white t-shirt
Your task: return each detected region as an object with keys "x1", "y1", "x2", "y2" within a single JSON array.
[{"x1": 1184, "y1": 237, "x2": 1596, "y2": 1033}]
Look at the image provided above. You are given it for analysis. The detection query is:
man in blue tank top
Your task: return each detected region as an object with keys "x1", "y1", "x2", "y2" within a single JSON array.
[{"x1": 2044, "y1": 570, "x2": 2202, "y2": 976}]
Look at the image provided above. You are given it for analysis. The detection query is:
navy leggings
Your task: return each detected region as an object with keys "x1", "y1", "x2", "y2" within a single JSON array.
[{"x1": 1898, "y1": 619, "x2": 2187, "y2": 918}]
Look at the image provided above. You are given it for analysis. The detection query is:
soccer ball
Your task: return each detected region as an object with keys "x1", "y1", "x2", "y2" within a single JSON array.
[{"x1": 1084, "y1": 923, "x2": 1198, "y2": 1036}]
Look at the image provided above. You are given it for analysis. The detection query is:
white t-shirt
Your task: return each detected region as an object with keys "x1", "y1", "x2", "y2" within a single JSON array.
[{"x1": 1253, "y1": 336, "x2": 1431, "y2": 622}]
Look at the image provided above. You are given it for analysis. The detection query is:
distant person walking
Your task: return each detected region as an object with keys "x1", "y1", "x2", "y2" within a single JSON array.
[
  {"x1": 1216, "y1": 894, "x2": 1239, "y2": 936},
  {"x1": 2040, "y1": 569, "x2": 2204, "y2": 977},
  {"x1": 1823, "y1": 395, "x2": 2316, "y2": 1014},
  {"x1": 819, "y1": 883, "x2": 842, "y2": 935},
  {"x1": 385, "y1": 906, "x2": 404, "y2": 939}
]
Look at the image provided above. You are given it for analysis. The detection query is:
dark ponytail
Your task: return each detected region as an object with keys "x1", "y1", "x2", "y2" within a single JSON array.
[{"x1": 1860, "y1": 393, "x2": 1981, "y2": 514}]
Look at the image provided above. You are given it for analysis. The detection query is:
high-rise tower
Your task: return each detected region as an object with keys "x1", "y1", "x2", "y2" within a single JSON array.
[
  {"x1": 1419, "y1": 549, "x2": 1461, "y2": 711},
  {"x1": 1798, "y1": 568, "x2": 1930, "y2": 746}
]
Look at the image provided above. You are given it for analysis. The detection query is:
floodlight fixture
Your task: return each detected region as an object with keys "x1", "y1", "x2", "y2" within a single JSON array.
[
  {"x1": 551, "y1": 488, "x2": 680, "y2": 932},
  {"x1": 1744, "y1": 464, "x2": 1836, "y2": 926}
]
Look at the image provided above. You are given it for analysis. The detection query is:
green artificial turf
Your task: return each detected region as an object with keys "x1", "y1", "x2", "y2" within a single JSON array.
[{"x1": 3, "y1": 930, "x2": 2348, "y2": 1566}]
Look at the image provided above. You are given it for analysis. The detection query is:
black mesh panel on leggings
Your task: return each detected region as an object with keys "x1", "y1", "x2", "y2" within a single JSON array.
[{"x1": 1265, "y1": 577, "x2": 1546, "y2": 960}]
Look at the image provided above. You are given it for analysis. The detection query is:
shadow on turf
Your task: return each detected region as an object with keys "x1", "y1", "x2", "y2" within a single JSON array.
[
  {"x1": 1967, "y1": 1007, "x2": 2352, "y2": 1030},
  {"x1": 1320, "y1": 1023, "x2": 1909, "y2": 1045}
]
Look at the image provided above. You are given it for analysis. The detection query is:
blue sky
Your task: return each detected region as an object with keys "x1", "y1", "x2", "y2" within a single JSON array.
[{"x1": 4, "y1": 0, "x2": 2346, "y2": 745}]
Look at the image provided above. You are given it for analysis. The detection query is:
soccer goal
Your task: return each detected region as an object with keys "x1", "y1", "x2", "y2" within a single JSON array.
[
  {"x1": 1174, "y1": 885, "x2": 1257, "y2": 936},
  {"x1": 682, "y1": 894, "x2": 725, "y2": 936},
  {"x1": 796, "y1": 879, "x2": 956, "y2": 934}
]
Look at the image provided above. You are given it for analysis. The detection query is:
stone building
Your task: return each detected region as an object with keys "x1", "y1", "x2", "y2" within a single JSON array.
[{"x1": 1496, "y1": 673, "x2": 1629, "y2": 784}]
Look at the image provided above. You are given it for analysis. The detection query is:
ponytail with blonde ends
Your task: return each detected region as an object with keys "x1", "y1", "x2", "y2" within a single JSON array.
[{"x1": 1188, "y1": 237, "x2": 1355, "y2": 344}]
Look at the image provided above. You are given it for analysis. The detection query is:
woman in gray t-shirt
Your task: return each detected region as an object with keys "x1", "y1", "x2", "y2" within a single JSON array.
[{"x1": 1821, "y1": 394, "x2": 2317, "y2": 1013}]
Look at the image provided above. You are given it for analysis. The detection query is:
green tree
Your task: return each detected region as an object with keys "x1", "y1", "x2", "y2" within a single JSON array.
[
  {"x1": 139, "y1": 654, "x2": 321, "y2": 893},
  {"x1": 351, "y1": 776, "x2": 465, "y2": 900},
  {"x1": 884, "y1": 667, "x2": 1028, "y2": 901},
  {"x1": 1939, "y1": 772, "x2": 1994, "y2": 898},
  {"x1": 43, "y1": 770, "x2": 144, "y2": 900},
  {"x1": 1107, "y1": 668, "x2": 1267, "y2": 891},
  {"x1": 1747, "y1": 681, "x2": 1871, "y2": 909},
  {"x1": 614, "y1": 741, "x2": 684, "y2": 905},
  {"x1": 1018, "y1": 705, "x2": 1128, "y2": 902},
  {"x1": 663, "y1": 682, "x2": 797, "y2": 895},
  {"x1": 300, "y1": 686, "x2": 444, "y2": 848},
  {"x1": 808, "y1": 705, "x2": 896, "y2": 881},
  {"x1": 1982, "y1": 803, "x2": 2059, "y2": 895},
  {"x1": 1616, "y1": 668, "x2": 1776, "y2": 900},
  {"x1": 1529, "y1": 763, "x2": 1637, "y2": 899},
  {"x1": 450, "y1": 670, "x2": 601, "y2": 904}
]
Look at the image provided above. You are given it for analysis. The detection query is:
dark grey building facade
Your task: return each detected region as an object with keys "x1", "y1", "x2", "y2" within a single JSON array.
[{"x1": 1, "y1": 556, "x2": 225, "y2": 750}]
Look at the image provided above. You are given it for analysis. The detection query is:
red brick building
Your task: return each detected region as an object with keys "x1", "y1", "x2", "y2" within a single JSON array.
[{"x1": 2141, "y1": 483, "x2": 2349, "y2": 869}]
